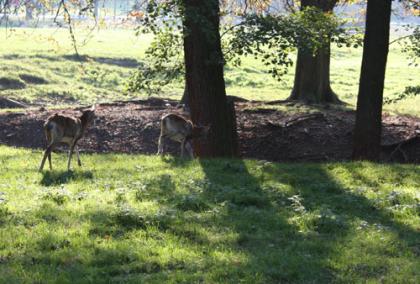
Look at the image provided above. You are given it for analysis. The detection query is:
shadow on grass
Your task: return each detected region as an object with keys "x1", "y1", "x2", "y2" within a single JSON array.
[
  {"x1": 2, "y1": 54, "x2": 140, "y2": 69},
  {"x1": 160, "y1": 155, "x2": 192, "y2": 168},
  {"x1": 82, "y1": 160, "x2": 419, "y2": 282},
  {"x1": 61, "y1": 54, "x2": 141, "y2": 68},
  {"x1": 196, "y1": 160, "x2": 419, "y2": 282},
  {"x1": 14, "y1": 160, "x2": 418, "y2": 283},
  {"x1": 40, "y1": 170, "x2": 93, "y2": 186}
]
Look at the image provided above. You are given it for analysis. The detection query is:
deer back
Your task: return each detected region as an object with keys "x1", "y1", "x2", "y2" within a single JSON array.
[
  {"x1": 161, "y1": 114, "x2": 193, "y2": 142},
  {"x1": 44, "y1": 114, "x2": 83, "y2": 144}
]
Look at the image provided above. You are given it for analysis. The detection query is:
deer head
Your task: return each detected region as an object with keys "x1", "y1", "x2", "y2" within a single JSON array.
[{"x1": 80, "y1": 105, "x2": 96, "y2": 129}]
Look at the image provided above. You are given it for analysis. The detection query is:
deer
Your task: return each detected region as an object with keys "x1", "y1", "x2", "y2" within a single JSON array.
[
  {"x1": 39, "y1": 105, "x2": 96, "y2": 172},
  {"x1": 157, "y1": 113, "x2": 210, "y2": 158}
]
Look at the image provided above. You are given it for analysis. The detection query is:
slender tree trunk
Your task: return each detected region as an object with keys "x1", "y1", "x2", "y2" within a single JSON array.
[
  {"x1": 113, "y1": 0, "x2": 117, "y2": 21},
  {"x1": 288, "y1": 0, "x2": 340, "y2": 104},
  {"x1": 25, "y1": 1, "x2": 34, "y2": 21},
  {"x1": 94, "y1": 0, "x2": 99, "y2": 20},
  {"x1": 182, "y1": 0, "x2": 238, "y2": 157},
  {"x1": 352, "y1": 0, "x2": 392, "y2": 161}
]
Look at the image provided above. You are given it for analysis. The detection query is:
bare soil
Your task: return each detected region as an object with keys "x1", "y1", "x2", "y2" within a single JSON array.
[{"x1": 0, "y1": 98, "x2": 419, "y2": 163}]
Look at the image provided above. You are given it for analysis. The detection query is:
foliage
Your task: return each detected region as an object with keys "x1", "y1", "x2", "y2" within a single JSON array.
[
  {"x1": 226, "y1": 7, "x2": 362, "y2": 80},
  {"x1": 127, "y1": 2, "x2": 362, "y2": 94},
  {"x1": 388, "y1": 24, "x2": 420, "y2": 104},
  {"x1": 0, "y1": 145, "x2": 419, "y2": 282},
  {"x1": 126, "y1": 31, "x2": 184, "y2": 95},
  {"x1": 400, "y1": 26, "x2": 420, "y2": 66},
  {"x1": 126, "y1": 28, "x2": 184, "y2": 94},
  {"x1": 384, "y1": 85, "x2": 420, "y2": 105},
  {"x1": 125, "y1": 0, "x2": 183, "y2": 94}
]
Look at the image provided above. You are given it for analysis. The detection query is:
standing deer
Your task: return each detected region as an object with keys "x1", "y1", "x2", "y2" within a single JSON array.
[
  {"x1": 157, "y1": 113, "x2": 210, "y2": 158},
  {"x1": 39, "y1": 105, "x2": 96, "y2": 171}
]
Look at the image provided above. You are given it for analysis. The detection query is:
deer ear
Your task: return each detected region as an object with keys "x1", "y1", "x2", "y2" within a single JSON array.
[{"x1": 90, "y1": 104, "x2": 96, "y2": 112}]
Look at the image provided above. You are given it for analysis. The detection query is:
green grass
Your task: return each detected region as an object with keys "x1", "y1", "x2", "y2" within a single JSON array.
[
  {"x1": 0, "y1": 28, "x2": 419, "y2": 115},
  {"x1": 0, "y1": 145, "x2": 419, "y2": 283}
]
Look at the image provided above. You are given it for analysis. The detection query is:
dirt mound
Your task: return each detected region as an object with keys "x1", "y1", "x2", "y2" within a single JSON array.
[
  {"x1": 0, "y1": 98, "x2": 419, "y2": 163},
  {"x1": 19, "y1": 74, "x2": 48, "y2": 85},
  {"x1": 0, "y1": 77, "x2": 26, "y2": 90}
]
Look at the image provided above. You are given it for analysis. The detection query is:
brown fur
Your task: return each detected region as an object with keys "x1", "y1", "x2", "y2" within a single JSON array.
[
  {"x1": 39, "y1": 106, "x2": 96, "y2": 171},
  {"x1": 157, "y1": 113, "x2": 209, "y2": 158}
]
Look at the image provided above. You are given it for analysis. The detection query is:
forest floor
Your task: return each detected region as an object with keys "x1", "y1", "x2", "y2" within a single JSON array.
[{"x1": 1, "y1": 97, "x2": 419, "y2": 163}]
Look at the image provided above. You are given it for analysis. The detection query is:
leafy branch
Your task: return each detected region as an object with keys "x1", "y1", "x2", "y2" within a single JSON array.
[{"x1": 384, "y1": 85, "x2": 420, "y2": 105}]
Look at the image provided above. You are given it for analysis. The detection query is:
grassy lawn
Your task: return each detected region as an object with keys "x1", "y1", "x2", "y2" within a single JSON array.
[
  {"x1": 0, "y1": 145, "x2": 419, "y2": 283},
  {"x1": 0, "y1": 28, "x2": 419, "y2": 115}
]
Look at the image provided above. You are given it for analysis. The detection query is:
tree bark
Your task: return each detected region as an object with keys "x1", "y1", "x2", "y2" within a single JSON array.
[
  {"x1": 179, "y1": 79, "x2": 189, "y2": 109},
  {"x1": 94, "y1": 0, "x2": 99, "y2": 19},
  {"x1": 288, "y1": 0, "x2": 340, "y2": 104},
  {"x1": 25, "y1": 1, "x2": 34, "y2": 21},
  {"x1": 182, "y1": 0, "x2": 238, "y2": 157},
  {"x1": 352, "y1": 0, "x2": 392, "y2": 161}
]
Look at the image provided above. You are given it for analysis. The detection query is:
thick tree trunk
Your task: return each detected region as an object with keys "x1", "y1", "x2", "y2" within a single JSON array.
[
  {"x1": 289, "y1": 44, "x2": 340, "y2": 103},
  {"x1": 352, "y1": 0, "x2": 391, "y2": 161},
  {"x1": 288, "y1": 0, "x2": 340, "y2": 104},
  {"x1": 182, "y1": 0, "x2": 238, "y2": 157}
]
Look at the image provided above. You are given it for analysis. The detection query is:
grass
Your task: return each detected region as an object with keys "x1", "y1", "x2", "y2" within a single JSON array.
[
  {"x1": 0, "y1": 145, "x2": 419, "y2": 283},
  {"x1": 0, "y1": 27, "x2": 419, "y2": 115},
  {"x1": 1, "y1": 26, "x2": 419, "y2": 283}
]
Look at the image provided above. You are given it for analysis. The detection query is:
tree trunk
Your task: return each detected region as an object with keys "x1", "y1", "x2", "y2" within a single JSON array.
[
  {"x1": 182, "y1": 0, "x2": 238, "y2": 157},
  {"x1": 94, "y1": 0, "x2": 99, "y2": 19},
  {"x1": 179, "y1": 79, "x2": 189, "y2": 109},
  {"x1": 352, "y1": 0, "x2": 392, "y2": 161},
  {"x1": 288, "y1": 0, "x2": 340, "y2": 104},
  {"x1": 25, "y1": 1, "x2": 34, "y2": 21}
]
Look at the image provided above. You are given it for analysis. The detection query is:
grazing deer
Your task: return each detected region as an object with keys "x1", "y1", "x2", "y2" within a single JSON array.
[
  {"x1": 157, "y1": 113, "x2": 210, "y2": 158},
  {"x1": 39, "y1": 105, "x2": 96, "y2": 172}
]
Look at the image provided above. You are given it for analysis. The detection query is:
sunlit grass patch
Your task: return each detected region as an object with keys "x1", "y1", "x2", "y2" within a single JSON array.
[
  {"x1": 0, "y1": 145, "x2": 418, "y2": 283},
  {"x1": 0, "y1": 28, "x2": 419, "y2": 115}
]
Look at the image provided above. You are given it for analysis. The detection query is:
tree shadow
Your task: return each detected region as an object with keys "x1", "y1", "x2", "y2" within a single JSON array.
[
  {"x1": 2, "y1": 54, "x2": 141, "y2": 69},
  {"x1": 195, "y1": 159, "x2": 335, "y2": 282},
  {"x1": 160, "y1": 154, "x2": 192, "y2": 168},
  {"x1": 196, "y1": 160, "x2": 419, "y2": 282},
  {"x1": 40, "y1": 170, "x2": 93, "y2": 186},
  {"x1": 10, "y1": 159, "x2": 418, "y2": 282},
  {"x1": 61, "y1": 54, "x2": 141, "y2": 68}
]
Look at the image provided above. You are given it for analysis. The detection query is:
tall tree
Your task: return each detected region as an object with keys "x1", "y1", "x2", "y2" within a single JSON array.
[
  {"x1": 288, "y1": 0, "x2": 340, "y2": 103},
  {"x1": 94, "y1": 0, "x2": 99, "y2": 19},
  {"x1": 352, "y1": 0, "x2": 392, "y2": 160},
  {"x1": 25, "y1": 0, "x2": 34, "y2": 20},
  {"x1": 182, "y1": 0, "x2": 238, "y2": 157}
]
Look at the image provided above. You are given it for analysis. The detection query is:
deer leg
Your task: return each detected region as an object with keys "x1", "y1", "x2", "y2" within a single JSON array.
[
  {"x1": 157, "y1": 135, "x2": 165, "y2": 155},
  {"x1": 47, "y1": 144, "x2": 54, "y2": 170},
  {"x1": 180, "y1": 140, "x2": 185, "y2": 158},
  {"x1": 185, "y1": 141, "x2": 194, "y2": 159},
  {"x1": 67, "y1": 142, "x2": 76, "y2": 171},
  {"x1": 39, "y1": 144, "x2": 54, "y2": 172},
  {"x1": 76, "y1": 146, "x2": 82, "y2": 167}
]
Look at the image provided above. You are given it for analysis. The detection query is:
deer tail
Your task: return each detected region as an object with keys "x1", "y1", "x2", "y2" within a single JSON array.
[{"x1": 44, "y1": 122, "x2": 55, "y2": 145}]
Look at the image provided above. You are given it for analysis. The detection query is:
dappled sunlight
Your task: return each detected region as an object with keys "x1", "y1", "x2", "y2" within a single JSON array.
[
  {"x1": 0, "y1": 0, "x2": 418, "y2": 280},
  {"x1": 0, "y1": 146, "x2": 418, "y2": 282}
]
